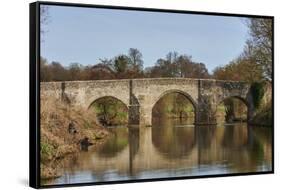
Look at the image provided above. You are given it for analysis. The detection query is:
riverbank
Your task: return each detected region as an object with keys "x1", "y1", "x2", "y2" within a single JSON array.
[
  {"x1": 250, "y1": 102, "x2": 272, "y2": 127},
  {"x1": 40, "y1": 95, "x2": 110, "y2": 180}
]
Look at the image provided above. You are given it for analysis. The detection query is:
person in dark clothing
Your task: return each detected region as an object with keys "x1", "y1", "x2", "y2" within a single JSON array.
[{"x1": 80, "y1": 137, "x2": 93, "y2": 151}]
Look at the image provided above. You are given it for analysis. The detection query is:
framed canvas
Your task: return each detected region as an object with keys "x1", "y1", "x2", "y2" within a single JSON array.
[{"x1": 29, "y1": 1, "x2": 274, "y2": 188}]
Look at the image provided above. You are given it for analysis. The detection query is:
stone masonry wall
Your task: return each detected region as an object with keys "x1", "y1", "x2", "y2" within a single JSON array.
[{"x1": 40, "y1": 78, "x2": 253, "y2": 126}]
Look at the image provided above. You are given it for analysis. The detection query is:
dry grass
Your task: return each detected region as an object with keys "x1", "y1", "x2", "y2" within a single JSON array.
[{"x1": 40, "y1": 95, "x2": 110, "y2": 179}]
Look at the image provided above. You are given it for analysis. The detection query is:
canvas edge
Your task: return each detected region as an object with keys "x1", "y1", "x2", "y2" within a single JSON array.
[
  {"x1": 29, "y1": 1, "x2": 41, "y2": 189},
  {"x1": 29, "y1": 1, "x2": 275, "y2": 189}
]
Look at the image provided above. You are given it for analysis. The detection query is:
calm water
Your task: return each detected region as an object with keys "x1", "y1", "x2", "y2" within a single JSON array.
[{"x1": 43, "y1": 118, "x2": 272, "y2": 185}]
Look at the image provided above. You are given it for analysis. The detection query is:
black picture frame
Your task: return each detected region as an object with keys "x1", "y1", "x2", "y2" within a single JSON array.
[{"x1": 29, "y1": 1, "x2": 274, "y2": 188}]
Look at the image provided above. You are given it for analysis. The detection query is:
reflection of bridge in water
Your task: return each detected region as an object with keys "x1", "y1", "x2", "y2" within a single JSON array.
[{"x1": 59, "y1": 123, "x2": 271, "y2": 181}]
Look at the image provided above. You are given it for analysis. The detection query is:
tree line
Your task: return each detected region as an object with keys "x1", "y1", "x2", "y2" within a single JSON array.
[
  {"x1": 41, "y1": 18, "x2": 272, "y2": 83},
  {"x1": 213, "y1": 18, "x2": 272, "y2": 82},
  {"x1": 40, "y1": 48, "x2": 210, "y2": 81}
]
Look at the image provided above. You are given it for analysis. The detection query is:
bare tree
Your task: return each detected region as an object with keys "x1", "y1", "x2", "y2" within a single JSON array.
[
  {"x1": 247, "y1": 18, "x2": 272, "y2": 80},
  {"x1": 40, "y1": 5, "x2": 50, "y2": 41},
  {"x1": 128, "y1": 48, "x2": 143, "y2": 72}
]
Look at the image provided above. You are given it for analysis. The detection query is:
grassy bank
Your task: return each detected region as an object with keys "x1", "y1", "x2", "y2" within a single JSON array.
[
  {"x1": 40, "y1": 95, "x2": 110, "y2": 180},
  {"x1": 251, "y1": 102, "x2": 272, "y2": 127}
]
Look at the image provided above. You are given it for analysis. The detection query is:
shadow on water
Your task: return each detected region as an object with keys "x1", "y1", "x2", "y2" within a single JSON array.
[{"x1": 43, "y1": 118, "x2": 272, "y2": 185}]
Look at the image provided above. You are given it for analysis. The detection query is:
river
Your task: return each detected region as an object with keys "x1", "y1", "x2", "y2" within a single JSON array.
[{"x1": 43, "y1": 118, "x2": 272, "y2": 185}]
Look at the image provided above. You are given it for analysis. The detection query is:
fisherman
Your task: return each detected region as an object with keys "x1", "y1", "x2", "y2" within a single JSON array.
[{"x1": 79, "y1": 137, "x2": 93, "y2": 151}]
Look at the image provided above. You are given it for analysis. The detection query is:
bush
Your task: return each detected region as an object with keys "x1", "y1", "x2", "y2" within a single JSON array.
[
  {"x1": 41, "y1": 141, "x2": 55, "y2": 162},
  {"x1": 251, "y1": 82, "x2": 265, "y2": 109}
]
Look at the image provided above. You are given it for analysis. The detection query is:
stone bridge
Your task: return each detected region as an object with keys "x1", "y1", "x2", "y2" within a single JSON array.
[{"x1": 41, "y1": 78, "x2": 255, "y2": 126}]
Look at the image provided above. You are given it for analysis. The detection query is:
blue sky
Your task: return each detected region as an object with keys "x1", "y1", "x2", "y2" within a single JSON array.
[{"x1": 41, "y1": 5, "x2": 249, "y2": 73}]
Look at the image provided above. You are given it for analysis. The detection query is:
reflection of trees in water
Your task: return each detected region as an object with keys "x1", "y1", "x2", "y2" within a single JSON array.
[
  {"x1": 252, "y1": 127, "x2": 272, "y2": 164},
  {"x1": 221, "y1": 124, "x2": 249, "y2": 148},
  {"x1": 44, "y1": 124, "x2": 272, "y2": 185},
  {"x1": 195, "y1": 124, "x2": 270, "y2": 173},
  {"x1": 152, "y1": 118, "x2": 195, "y2": 159},
  {"x1": 196, "y1": 125, "x2": 216, "y2": 148},
  {"x1": 247, "y1": 127, "x2": 272, "y2": 169},
  {"x1": 97, "y1": 128, "x2": 129, "y2": 157},
  {"x1": 252, "y1": 127, "x2": 272, "y2": 145},
  {"x1": 219, "y1": 124, "x2": 271, "y2": 172}
]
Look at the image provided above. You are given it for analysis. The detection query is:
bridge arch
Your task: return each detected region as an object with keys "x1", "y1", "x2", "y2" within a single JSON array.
[
  {"x1": 218, "y1": 95, "x2": 249, "y2": 107},
  {"x1": 88, "y1": 96, "x2": 129, "y2": 109},
  {"x1": 153, "y1": 89, "x2": 198, "y2": 107},
  {"x1": 88, "y1": 96, "x2": 129, "y2": 126},
  {"x1": 216, "y1": 96, "x2": 249, "y2": 123},
  {"x1": 151, "y1": 89, "x2": 198, "y2": 124}
]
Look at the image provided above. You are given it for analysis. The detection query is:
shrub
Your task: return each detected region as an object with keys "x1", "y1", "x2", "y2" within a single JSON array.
[{"x1": 251, "y1": 82, "x2": 265, "y2": 109}]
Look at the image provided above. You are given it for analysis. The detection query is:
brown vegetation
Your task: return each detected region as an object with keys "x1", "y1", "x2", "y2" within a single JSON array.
[
  {"x1": 40, "y1": 49, "x2": 211, "y2": 82},
  {"x1": 213, "y1": 18, "x2": 272, "y2": 82},
  {"x1": 40, "y1": 95, "x2": 110, "y2": 180}
]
